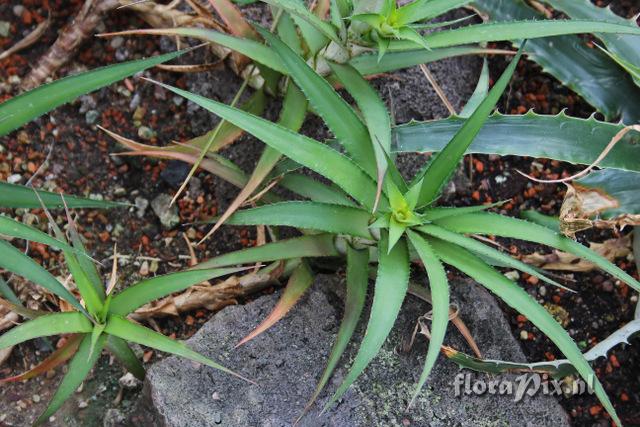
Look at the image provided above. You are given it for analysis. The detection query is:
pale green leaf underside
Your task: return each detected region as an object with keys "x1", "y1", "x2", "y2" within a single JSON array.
[{"x1": 393, "y1": 112, "x2": 640, "y2": 173}]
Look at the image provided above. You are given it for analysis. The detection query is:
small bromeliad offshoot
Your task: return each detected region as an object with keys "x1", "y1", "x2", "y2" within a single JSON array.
[{"x1": 0, "y1": 198, "x2": 252, "y2": 425}]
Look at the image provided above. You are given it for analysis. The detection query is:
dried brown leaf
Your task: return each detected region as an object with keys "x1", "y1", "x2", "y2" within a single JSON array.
[{"x1": 522, "y1": 234, "x2": 632, "y2": 272}]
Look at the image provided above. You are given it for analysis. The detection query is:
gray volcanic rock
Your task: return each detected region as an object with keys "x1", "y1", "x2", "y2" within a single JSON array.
[{"x1": 141, "y1": 275, "x2": 570, "y2": 427}]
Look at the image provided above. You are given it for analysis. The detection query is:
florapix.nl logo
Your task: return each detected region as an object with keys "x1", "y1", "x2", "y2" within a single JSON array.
[{"x1": 452, "y1": 372, "x2": 595, "y2": 402}]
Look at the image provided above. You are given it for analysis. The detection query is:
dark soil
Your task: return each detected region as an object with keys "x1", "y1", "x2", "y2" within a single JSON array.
[{"x1": 0, "y1": 0, "x2": 638, "y2": 426}]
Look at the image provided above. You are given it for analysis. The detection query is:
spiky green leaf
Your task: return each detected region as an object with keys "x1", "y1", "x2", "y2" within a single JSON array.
[
  {"x1": 279, "y1": 174, "x2": 355, "y2": 206},
  {"x1": 328, "y1": 62, "x2": 394, "y2": 189},
  {"x1": 406, "y1": 230, "x2": 449, "y2": 405},
  {"x1": 0, "y1": 182, "x2": 124, "y2": 209},
  {"x1": 0, "y1": 240, "x2": 85, "y2": 313},
  {"x1": 259, "y1": 29, "x2": 377, "y2": 178},
  {"x1": 104, "y1": 315, "x2": 249, "y2": 382},
  {"x1": 303, "y1": 245, "x2": 368, "y2": 412},
  {"x1": 145, "y1": 80, "x2": 381, "y2": 210},
  {"x1": 0, "y1": 312, "x2": 92, "y2": 350},
  {"x1": 434, "y1": 212, "x2": 640, "y2": 292},
  {"x1": 219, "y1": 202, "x2": 373, "y2": 238},
  {"x1": 387, "y1": 20, "x2": 640, "y2": 51},
  {"x1": 34, "y1": 334, "x2": 106, "y2": 425},
  {"x1": 417, "y1": 46, "x2": 523, "y2": 205},
  {"x1": 417, "y1": 224, "x2": 565, "y2": 289},
  {"x1": 393, "y1": 112, "x2": 640, "y2": 173},
  {"x1": 325, "y1": 231, "x2": 409, "y2": 409},
  {"x1": 0, "y1": 50, "x2": 186, "y2": 136},
  {"x1": 349, "y1": 46, "x2": 510, "y2": 75},
  {"x1": 260, "y1": 0, "x2": 341, "y2": 43},
  {"x1": 106, "y1": 336, "x2": 146, "y2": 381},
  {"x1": 428, "y1": 237, "x2": 621, "y2": 427},
  {"x1": 395, "y1": 0, "x2": 471, "y2": 25}
]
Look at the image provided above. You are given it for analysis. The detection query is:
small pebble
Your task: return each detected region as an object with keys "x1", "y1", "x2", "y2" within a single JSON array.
[
  {"x1": 133, "y1": 106, "x2": 146, "y2": 125},
  {"x1": 213, "y1": 412, "x2": 222, "y2": 424},
  {"x1": 112, "y1": 223, "x2": 125, "y2": 237},
  {"x1": 78, "y1": 94, "x2": 97, "y2": 113},
  {"x1": 85, "y1": 110, "x2": 99, "y2": 125},
  {"x1": 504, "y1": 270, "x2": 520, "y2": 281},
  {"x1": 12, "y1": 5, "x2": 25, "y2": 17},
  {"x1": 8, "y1": 75, "x2": 21, "y2": 85},
  {"x1": 149, "y1": 260, "x2": 159, "y2": 274},
  {"x1": 151, "y1": 194, "x2": 180, "y2": 229},
  {"x1": 113, "y1": 186, "x2": 127, "y2": 197},
  {"x1": 78, "y1": 400, "x2": 88, "y2": 409},
  {"x1": 32, "y1": 394, "x2": 40, "y2": 403},
  {"x1": 602, "y1": 280, "x2": 614, "y2": 292},
  {"x1": 186, "y1": 227, "x2": 197, "y2": 240},
  {"x1": 118, "y1": 372, "x2": 142, "y2": 389},
  {"x1": 115, "y1": 48, "x2": 129, "y2": 61},
  {"x1": 539, "y1": 286, "x2": 547, "y2": 297},
  {"x1": 0, "y1": 21, "x2": 10, "y2": 37},
  {"x1": 520, "y1": 330, "x2": 529, "y2": 340},
  {"x1": 7, "y1": 174, "x2": 22, "y2": 184},
  {"x1": 110, "y1": 36, "x2": 124, "y2": 49},
  {"x1": 116, "y1": 86, "x2": 131, "y2": 97},
  {"x1": 129, "y1": 93, "x2": 141, "y2": 110},
  {"x1": 138, "y1": 126, "x2": 156, "y2": 140},
  {"x1": 17, "y1": 130, "x2": 30, "y2": 144},
  {"x1": 139, "y1": 260, "x2": 150, "y2": 276},
  {"x1": 135, "y1": 196, "x2": 149, "y2": 218}
]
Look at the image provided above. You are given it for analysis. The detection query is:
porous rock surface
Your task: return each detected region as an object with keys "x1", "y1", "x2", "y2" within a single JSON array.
[{"x1": 140, "y1": 275, "x2": 570, "y2": 427}]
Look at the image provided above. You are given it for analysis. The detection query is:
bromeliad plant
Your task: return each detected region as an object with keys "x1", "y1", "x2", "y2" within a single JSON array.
[
  {"x1": 0, "y1": 207, "x2": 250, "y2": 424},
  {"x1": 100, "y1": 0, "x2": 640, "y2": 240},
  {"x1": 139, "y1": 30, "x2": 640, "y2": 425},
  {"x1": 0, "y1": 47, "x2": 255, "y2": 424}
]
